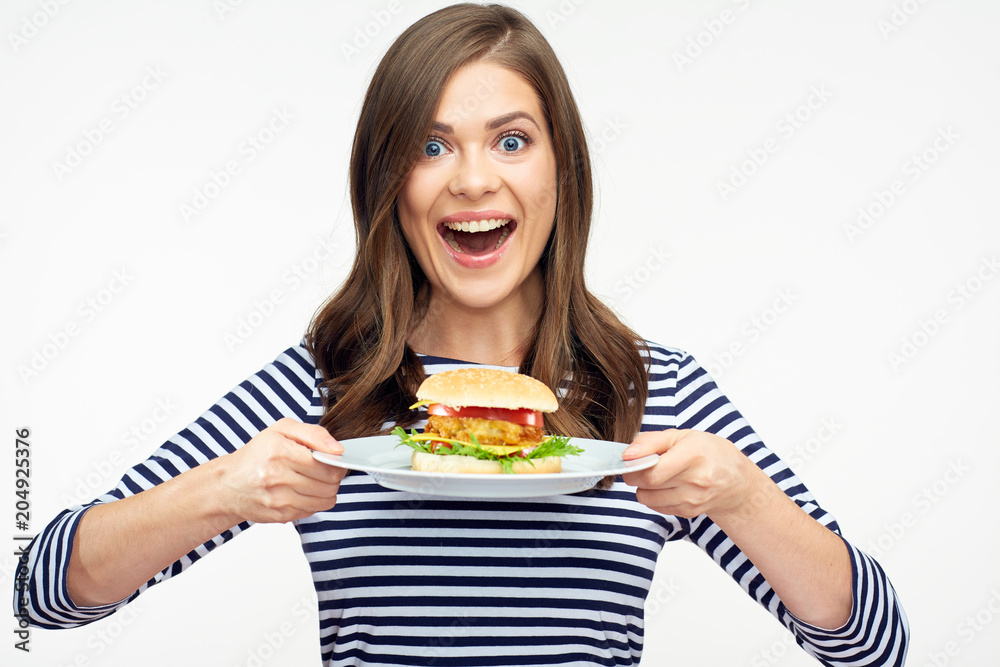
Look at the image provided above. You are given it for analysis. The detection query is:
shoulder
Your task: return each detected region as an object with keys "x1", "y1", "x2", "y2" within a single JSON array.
[
  {"x1": 275, "y1": 341, "x2": 321, "y2": 381},
  {"x1": 258, "y1": 341, "x2": 324, "y2": 403},
  {"x1": 638, "y1": 340, "x2": 718, "y2": 401},
  {"x1": 640, "y1": 340, "x2": 699, "y2": 373}
]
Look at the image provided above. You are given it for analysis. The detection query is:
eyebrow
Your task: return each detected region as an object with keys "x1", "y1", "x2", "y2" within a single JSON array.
[{"x1": 430, "y1": 111, "x2": 541, "y2": 135}]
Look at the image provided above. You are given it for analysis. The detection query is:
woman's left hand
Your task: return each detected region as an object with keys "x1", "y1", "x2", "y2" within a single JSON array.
[
  {"x1": 621, "y1": 428, "x2": 854, "y2": 629},
  {"x1": 621, "y1": 429, "x2": 765, "y2": 520}
]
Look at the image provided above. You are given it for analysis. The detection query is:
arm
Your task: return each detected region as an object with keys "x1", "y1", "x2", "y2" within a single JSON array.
[
  {"x1": 623, "y1": 428, "x2": 851, "y2": 628},
  {"x1": 68, "y1": 419, "x2": 345, "y2": 606},
  {"x1": 17, "y1": 345, "x2": 344, "y2": 625},
  {"x1": 626, "y1": 347, "x2": 908, "y2": 665}
]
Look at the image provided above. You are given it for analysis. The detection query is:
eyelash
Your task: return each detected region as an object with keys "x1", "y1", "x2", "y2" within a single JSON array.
[
  {"x1": 496, "y1": 130, "x2": 533, "y2": 151},
  {"x1": 421, "y1": 130, "x2": 534, "y2": 158}
]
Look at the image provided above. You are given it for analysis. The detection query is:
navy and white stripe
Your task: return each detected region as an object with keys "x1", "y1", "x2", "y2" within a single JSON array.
[{"x1": 18, "y1": 342, "x2": 908, "y2": 665}]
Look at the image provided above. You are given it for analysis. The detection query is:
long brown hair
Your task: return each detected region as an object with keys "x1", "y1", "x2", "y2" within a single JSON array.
[{"x1": 306, "y1": 3, "x2": 649, "y2": 450}]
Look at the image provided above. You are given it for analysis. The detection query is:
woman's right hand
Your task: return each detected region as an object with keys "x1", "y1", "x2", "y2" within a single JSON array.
[
  {"x1": 68, "y1": 417, "x2": 347, "y2": 607},
  {"x1": 215, "y1": 418, "x2": 348, "y2": 524}
]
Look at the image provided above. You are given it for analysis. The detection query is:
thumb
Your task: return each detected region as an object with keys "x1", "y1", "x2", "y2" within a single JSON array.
[
  {"x1": 308, "y1": 429, "x2": 344, "y2": 456},
  {"x1": 621, "y1": 428, "x2": 686, "y2": 460},
  {"x1": 275, "y1": 419, "x2": 344, "y2": 455}
]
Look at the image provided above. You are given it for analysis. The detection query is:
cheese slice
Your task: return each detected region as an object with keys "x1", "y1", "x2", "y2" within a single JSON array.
[
  {"x1": 405, "y1": 433, "x2": 523, "y2": 456},
  {"x1": 474, "y1": 443, "x2": 524, "y2": 456}
]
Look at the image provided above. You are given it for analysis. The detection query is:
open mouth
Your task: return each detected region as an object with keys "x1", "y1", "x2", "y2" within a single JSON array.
[{"x1": 438, "y1": 218, "x2": 515, "y2": 256}]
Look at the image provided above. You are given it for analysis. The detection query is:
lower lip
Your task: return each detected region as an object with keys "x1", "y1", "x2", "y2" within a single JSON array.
[{"x1": 437, "y1": 222, "x2": 517, "y2": 269}]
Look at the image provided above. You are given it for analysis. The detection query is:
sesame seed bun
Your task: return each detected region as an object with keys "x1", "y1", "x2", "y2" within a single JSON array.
[{"x1": 416, "y1": 368, "x2": 558, "y2": 412}]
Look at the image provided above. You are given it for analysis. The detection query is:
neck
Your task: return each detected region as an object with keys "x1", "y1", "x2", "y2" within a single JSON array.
[{"x1": 408, "y1": 271, "x2": 544, "y2": 367}]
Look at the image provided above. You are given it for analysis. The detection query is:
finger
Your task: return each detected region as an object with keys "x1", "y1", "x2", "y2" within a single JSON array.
[
  {"x1": 261, "y1": 486, "x2": 338, "y2": 521},
  {"x1": 622, "y1": 433, "x2": 694, "y2": 488},
  {"x1": 285, "y1": 469, "x2": 346, "y2": 502},
  {"x1": 282, "y1": 443, "x2": 350, "y2": 485},
  {"x1": 271, "y1": 418, "x2": 343, "y2": 455},
  {"x1": 256, "y1": 465, "x2": 346, "y2": 518},
  {"x1": 621, "y1": 428, "x2": 685, "y2": 459},
  {"x1": 633, "y1": 487, "x2": 701, "y2": 519}
]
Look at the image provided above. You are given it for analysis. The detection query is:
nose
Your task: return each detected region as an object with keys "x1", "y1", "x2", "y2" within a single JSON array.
[{"x1": 448, "y1": 151, "x2": 501, "y2": 200}]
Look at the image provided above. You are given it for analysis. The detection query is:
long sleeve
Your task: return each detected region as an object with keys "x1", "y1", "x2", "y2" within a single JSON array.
[
  {"x1": 16, "y1": 344, "x2": 323, "y2": 629},
  {"x1": 644, "y1": 343, "x2": 909, "y2": 666}
]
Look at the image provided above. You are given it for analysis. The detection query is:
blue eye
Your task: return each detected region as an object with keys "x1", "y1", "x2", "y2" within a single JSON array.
[
  {"x1": 424, "y1": 140, "x2": 446, "y2": 157},
  {"x1": 500, "y1": 135, "x2": 526, "y2": 152}
]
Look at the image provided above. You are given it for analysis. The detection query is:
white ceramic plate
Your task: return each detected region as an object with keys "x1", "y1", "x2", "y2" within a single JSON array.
[{"x1": 313, "y1": 435, "x2": 659, "y2": 498}]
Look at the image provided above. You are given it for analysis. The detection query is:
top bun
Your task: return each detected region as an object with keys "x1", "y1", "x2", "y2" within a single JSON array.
[{"x1": 416, "y1": 368, "x2": 558, "y2": 412}]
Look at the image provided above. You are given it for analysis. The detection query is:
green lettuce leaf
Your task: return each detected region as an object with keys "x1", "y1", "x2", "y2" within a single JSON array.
[{"x1": 392, "y1": 426, "x2": 582, "y2": 474}]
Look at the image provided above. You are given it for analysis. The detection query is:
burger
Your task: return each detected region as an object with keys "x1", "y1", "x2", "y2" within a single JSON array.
[{"x1": 393, "y1": 367, "x2": 582, "y2": 474}]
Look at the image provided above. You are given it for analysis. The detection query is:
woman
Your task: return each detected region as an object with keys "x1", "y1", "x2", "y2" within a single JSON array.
[{"x1": 20, "y1": 4, "x2": 908, "y2": 665}]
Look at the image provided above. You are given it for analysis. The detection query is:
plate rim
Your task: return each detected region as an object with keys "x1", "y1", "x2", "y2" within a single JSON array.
[{"x1": 312, "y1": 434, "x2": 659, "y2": 482}]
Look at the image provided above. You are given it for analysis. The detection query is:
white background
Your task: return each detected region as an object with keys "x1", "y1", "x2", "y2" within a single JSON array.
[{"x1": 2, "y1": 1, "x2": 998, "y2": 665}]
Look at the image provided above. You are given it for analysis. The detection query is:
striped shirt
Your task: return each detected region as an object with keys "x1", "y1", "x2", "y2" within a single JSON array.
[{"x1": 19, "y1": 341, "x2": 909, "y2": 665}]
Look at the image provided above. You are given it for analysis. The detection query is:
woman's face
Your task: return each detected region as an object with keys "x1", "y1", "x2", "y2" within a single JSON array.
[{"x1": 397, "y1": 61, "x2": 558, "y2": 314}]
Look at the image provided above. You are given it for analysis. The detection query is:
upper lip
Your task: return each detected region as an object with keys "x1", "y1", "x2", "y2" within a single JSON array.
[{"x1": 439, "y1": 210, "x2": 515, "y2": 224}]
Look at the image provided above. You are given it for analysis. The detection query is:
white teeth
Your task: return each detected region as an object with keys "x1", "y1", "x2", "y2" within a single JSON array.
[
  {"x1": 495, "y1": 226, "x2": 511, "y2": 250},
  {"x1": 444, "y1": 230, "x2": 462, "y2": 253},
  {"x1": 444, "y1": 218, "x2": 510, "y2": 232}
]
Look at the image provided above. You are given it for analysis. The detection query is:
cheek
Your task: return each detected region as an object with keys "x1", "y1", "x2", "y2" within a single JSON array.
[
  {"x1": 397, "y1": 179, "x2": 433, "y2": 241},
  {"x1": 524, "y1": 169, "x2": 558, "y2": 220}
]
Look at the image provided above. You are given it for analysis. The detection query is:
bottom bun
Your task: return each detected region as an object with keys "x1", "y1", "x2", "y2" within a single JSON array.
[{"x1": 411, "y1": 451, "x2": 562, "y2": 474}]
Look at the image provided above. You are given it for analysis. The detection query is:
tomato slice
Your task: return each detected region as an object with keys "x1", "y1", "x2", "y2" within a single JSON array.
[{"x1": 426, "y1": 403, "x2": 545, "y2": 427}]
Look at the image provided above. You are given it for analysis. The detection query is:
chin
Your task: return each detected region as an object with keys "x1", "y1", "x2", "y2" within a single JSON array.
[{"x1": 450, "y1": 262, "x2": 544, "y2": 310}]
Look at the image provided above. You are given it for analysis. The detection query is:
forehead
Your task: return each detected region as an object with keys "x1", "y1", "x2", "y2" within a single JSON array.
[{"x1": 435, "y1": 61, "x2": 542, "y2": 129}]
